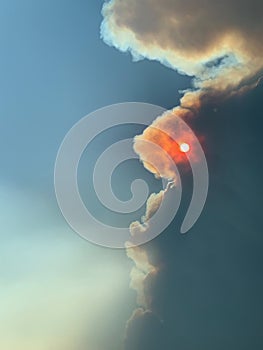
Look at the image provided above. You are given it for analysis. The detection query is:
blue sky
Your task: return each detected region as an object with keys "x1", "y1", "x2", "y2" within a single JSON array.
[{"x1": 0, "y1": 1, "x2": 189, "y2": 349}]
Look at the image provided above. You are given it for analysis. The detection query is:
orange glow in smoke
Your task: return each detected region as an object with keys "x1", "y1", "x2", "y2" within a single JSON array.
[
  {"x1": 134, "y1": 118, "x2": 203, "y2": 180},
  {"x1": 140, "y1": 127, "x2": 197, "y2": 165}
]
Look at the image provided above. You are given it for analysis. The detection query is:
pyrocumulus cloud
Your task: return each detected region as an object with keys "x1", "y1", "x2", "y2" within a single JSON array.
[{"x1": 100, "y1": 1, "x2": 263, "y2": 348}]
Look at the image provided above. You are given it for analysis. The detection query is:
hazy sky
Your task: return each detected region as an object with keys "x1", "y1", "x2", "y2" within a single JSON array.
[{"x1": 1, "y1": 1, "x2": 263, "y2": 349}]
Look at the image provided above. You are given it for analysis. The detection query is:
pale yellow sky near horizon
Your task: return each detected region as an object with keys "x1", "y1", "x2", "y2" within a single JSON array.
[{"x1": 0, "y1": 186, "x2": 131, "y2": 350}]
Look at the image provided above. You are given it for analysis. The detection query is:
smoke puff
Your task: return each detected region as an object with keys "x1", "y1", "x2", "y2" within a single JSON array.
[
  {"x1": 134, "y1": 106, "x2": 201, "y2": 179},
  {"x1": 101, "y1": 0, "x2": 263, "y2": 90},
  {"x1": 125, "y1": 245, "x2": 156, "y2": 307}
]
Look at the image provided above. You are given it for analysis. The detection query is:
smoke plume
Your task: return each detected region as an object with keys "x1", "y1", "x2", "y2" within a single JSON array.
[{"x1": 101, "y1": 0, "x2": 263, "y2": 348}]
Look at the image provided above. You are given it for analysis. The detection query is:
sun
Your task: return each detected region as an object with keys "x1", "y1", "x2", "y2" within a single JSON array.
[{"x1": 180, "y1": 142, "x2": 190, "y2": 153}]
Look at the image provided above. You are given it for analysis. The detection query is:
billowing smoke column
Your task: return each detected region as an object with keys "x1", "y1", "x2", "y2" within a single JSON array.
[
  {"x1": 124, "y1": 191, "x2": 168, "y2": 347},
  {"x1": 101, "y1": 0, "x2": 263, "y2": 347}
]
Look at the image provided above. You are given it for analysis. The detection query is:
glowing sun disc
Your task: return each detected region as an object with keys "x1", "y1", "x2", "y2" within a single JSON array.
[{"x1": 180, "y1": 142, "x2": 190, "y2": 153}]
